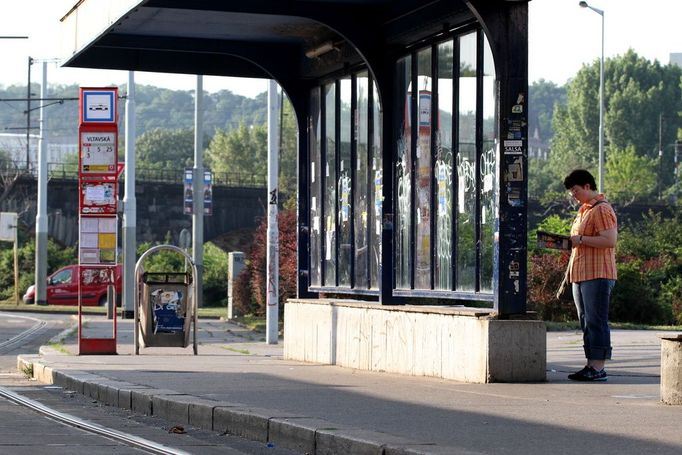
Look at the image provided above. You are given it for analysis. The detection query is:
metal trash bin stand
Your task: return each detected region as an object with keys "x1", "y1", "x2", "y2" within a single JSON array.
[{"x1": 134, "y1": 245, "x2": 198, "y2": 355}]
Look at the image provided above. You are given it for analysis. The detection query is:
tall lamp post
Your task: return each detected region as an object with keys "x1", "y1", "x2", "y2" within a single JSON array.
[{"x1": 579, "y1": 1, "x2": 605, "y2": 192}]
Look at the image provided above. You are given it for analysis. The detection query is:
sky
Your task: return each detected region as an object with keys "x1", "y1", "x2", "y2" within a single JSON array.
[{"x1": 0, "y1": 0, "x2": 680, "y2": 97}]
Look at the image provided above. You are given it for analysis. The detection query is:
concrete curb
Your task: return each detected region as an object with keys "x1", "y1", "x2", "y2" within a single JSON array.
[{"x1": 17, "y1": 354, "x2": 456, "y2": 454}]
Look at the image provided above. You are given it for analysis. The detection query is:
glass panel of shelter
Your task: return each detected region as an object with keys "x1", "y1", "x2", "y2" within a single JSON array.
[
  {"x1": 355, "y1": 72, "x2": 370, "y2": 289},
  {"x1": 309, "y1": 88, "x2": 322, "y2": 287},
  {"x1": 323, "y1": 83, "x2": 337, "y2": 286},
  {"x1": 308, "y1": 27, "x2": 496, "y2": 300},
  {"x1": 395, "y1": 55, "x2": 413, "y2": 289},
  {"x1": 435, "y1": 40, "x2": 454, "y2": 291},
  {"x1": 393, "y1": 28, "x2": 496, "y2": 298},
  {"x1": 480, "y1": 36, "x2": 497, "y2": 293},
  {"x1": 311, "y1": 74, "x2": 382, "y2": 291},
  {"x1": 456, "y1": 31, "x2": 478, "y2": 293},
  {"x1": 370, "y1": 81, "x2": 382, "y2": 290},
  {"x1": 338, "y1": 77, "x2": 352, "y2": 287}
]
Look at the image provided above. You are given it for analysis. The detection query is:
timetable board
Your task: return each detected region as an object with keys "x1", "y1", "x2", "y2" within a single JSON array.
[
  {"x1": 80, "y1": 131, "x2": 117, "y2": 174},
  {"x1": 79, "y1": 216, "x2": 118, "y2": 264}
]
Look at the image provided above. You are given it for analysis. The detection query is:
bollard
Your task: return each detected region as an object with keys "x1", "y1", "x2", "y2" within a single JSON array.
[
  {"x1": 659, "y1": 333, "x2": 682, "y2": 405},
  {"x1": 107, "y1": 284, "x2": 115, "y2": 320}
]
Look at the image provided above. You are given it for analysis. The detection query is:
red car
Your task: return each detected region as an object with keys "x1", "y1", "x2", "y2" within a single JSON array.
[{"x1": 23, "y1": 264, "x2": 122, "y2": 306}]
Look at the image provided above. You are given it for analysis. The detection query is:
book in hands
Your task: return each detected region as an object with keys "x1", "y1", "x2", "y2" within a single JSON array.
[{"x1": 536, "y1": 230, "x2": 572, "y2": 250}]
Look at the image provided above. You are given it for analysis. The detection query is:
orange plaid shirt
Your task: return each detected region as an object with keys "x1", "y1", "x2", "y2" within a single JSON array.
[{"x1": 569, "y1": 194, "x2": 617, "y2": 283}]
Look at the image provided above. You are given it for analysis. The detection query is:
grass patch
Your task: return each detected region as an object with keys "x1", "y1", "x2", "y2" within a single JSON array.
[
  {"x1": 20, "y1": 362, "x2": 33, "y2": 378},
  {"x1": 545, "y1": 321, "x2": 581, "y2": 331},
  {"x1": 230, "y1": 315, "x2": 268, "y2": 332},
  {"x1": 545, "y1": 320, "x2": 682, "y2": 332},
  {"x1": 46, "y1": 341, "x2": 70, "y2": 354},
  {"x1": 197, "y1": 307, "x2": 227, "y2": 319},
  {"x1": 222, "y1": 346, "x2": 251, "y2": 355}
]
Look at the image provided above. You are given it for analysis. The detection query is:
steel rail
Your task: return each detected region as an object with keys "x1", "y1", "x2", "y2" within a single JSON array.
[
  {"x1": 0, "y1": 385, "x2": 191, "y2": 455},
  {"x1": 0, "y1": 312, "x2": 47, "y2": 353},
  {"x1": 0, "y1": 313, "x2": 189, "y2": 454}
]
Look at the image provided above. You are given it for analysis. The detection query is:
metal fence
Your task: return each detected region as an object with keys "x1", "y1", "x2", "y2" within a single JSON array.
[{"x1": 0, "y1": 159, "x2": 266, "y2": 188}]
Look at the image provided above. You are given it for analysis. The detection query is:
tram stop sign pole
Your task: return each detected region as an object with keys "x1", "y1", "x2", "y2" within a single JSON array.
[{"x1": 77, "y1": 87, "x2": 120, "y2": 355}]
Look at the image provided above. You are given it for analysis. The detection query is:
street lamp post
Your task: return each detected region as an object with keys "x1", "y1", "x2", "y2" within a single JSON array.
[{"x1": 579, "y1": 1, "x2": 605, "y2": 193}]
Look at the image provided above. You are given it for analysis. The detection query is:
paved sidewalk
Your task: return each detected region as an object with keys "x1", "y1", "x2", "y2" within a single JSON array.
[{"x1": 18, "y1": 316, "x2": 682, "y2": 454}]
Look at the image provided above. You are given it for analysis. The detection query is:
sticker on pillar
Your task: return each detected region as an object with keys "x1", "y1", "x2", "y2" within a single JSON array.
[
  {"x1": 340, "y1": 176, "x2": 350, "y2": 222},
  {"x1": 506, "y1": 119, "x2": 525, "y2": 140},
  {"x1": 506, "y1": 186, "x2": 523, "y2": 207},
  {"x1": 511, "y1": 93, "x2": 525, "y2": 114},
  {"x1": 509, "y1": 260, "x2": 520, "y2": 278},
  {"x1": 503, "y1": 140, "x2": 523, "y2": 155},
  {"x1": 325, "y1": 216, "x2": 333, "y2": 260},
  {"x1": 505, "y1": 157, "x2": 524, "y2": 182}
]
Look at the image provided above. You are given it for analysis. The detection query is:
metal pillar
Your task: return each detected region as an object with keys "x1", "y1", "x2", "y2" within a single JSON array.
[
  {"x1": 266, "y1": 79, "x2": 279, "y2": 344},
  {"x1": 34, "y1": 62, "x2": 47, "y2": 305},
  {"x1": 122, "y1": 71, "x2": 137, "y2": 318},
  {"x1": 192, "y1": 75, "x2": 204, "y2": 308}
]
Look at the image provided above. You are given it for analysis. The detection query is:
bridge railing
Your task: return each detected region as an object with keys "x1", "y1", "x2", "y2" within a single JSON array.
[{"x1": 0, "y1": 159, "x2": 266, "y2": 188}]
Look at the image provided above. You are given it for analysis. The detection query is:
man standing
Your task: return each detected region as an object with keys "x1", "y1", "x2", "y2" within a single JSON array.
[{"x1": 563, "y1": 169, "x2": 617, "y2": 381}]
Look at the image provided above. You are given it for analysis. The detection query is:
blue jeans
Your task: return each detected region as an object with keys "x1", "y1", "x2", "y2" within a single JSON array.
[{"x1": 572, "y1": 279, "x2": 615, "y2": 361}]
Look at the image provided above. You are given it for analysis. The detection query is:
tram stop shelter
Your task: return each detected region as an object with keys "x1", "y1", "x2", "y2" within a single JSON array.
[{"x1": 60, "y1": 0, "x2": 544, "y2": 383}]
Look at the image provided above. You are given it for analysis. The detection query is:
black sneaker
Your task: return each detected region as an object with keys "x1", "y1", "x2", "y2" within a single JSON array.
[{"x1": 568, "y1": 366, "x2": 607, "y2": 382}]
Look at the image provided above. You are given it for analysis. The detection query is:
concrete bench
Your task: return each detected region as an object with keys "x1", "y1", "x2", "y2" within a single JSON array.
[{"x1": 659, "y1": 333, "x2": 682, "y2": 405}]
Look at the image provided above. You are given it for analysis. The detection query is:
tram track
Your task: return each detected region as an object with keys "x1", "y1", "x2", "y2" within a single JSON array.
[
  {"x1": 0, "y1": 385, "x2": 191, "y2": 455},
  {"x1": 0, "y1": 312, "x2": 190, "y2": 455},
  {"x1": 0, "y1": 312, "x2": 48, "y2": 354}
]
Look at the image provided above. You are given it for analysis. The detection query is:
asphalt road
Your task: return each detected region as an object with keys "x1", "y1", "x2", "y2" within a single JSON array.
[{"x1": 0, "y1": 312, "x2": 300, "y2": 454}]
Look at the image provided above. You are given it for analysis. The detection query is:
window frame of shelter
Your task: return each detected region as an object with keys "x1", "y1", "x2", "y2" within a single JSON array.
[
  {"x1": 309, "y1": 72, "x2": 382, "y2": 294},
  {"x1": 391, "y1": 26, "x2": 497, "y2": 304},
  {"x1": 306, "y1": 26, "x2": 497, "y2": 305}
]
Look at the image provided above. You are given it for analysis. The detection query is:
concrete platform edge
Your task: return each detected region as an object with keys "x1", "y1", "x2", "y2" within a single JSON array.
[{"x1": 16, "y1": 353, "x2": 457, "y2": 455}]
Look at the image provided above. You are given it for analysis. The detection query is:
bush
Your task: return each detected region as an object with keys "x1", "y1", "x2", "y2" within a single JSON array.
[
  {"x1": 234, "y1": 209, "x2": 298, "y2": 317},
  {"x1": 136, "y1": 240, "x2": 228, "y2": 307},
  {"x1": 610, "y1": 261, "x2": 672, "y2": 325},
  {"x1": 203, "y1": 242, "x2": 229, "y2": 307},
  {"x1": 0, "y1": 237, "x2": 76, "y2": 300},
  {"x1": 232, "y1": 267, "x2": 258, "y2": 316},
  {"x1": 527, "y1": 252, "x2": 575, "y2": 322},
  {"x1": 528, "y1": 210, "x2": 682, "y2": 325},
  {"x1": 659, "y1": 275, "x2": 682, "y2": 325}
]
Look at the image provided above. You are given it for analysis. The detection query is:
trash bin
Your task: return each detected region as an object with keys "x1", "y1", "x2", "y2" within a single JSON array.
[
  {"x1": 134, "y1": 244, "x2": 198, "y2": 355},
  {"x1": 140, "y1": 272, "x2": 192, "y2": 347}
]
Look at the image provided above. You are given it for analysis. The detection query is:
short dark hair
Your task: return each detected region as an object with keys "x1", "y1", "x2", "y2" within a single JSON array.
[{"x1": 563, "y1": 169, "x2": 597, "y2": 191}]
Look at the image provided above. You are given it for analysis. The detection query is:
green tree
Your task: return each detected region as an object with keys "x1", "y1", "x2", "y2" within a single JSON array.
[
  {"x1": 279, "y1": 96, "x2": 298, "y2": 204},
  {"x1": 206, "y1": 122, "x2": 267, "y2": 180},
  {"x1": 604, "y1": 145, "x2": 656, "y2": 205},
  {"x1": 550, "y1": 50, "x2": 682, "y2": 190},
  {"x1": 135, "y1": 128, "x2": 198, "y2": 170},
  {"x1": 529, "y1": 79, "x2": 566, "y2": 144}
]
